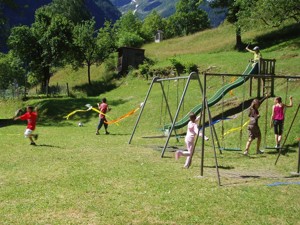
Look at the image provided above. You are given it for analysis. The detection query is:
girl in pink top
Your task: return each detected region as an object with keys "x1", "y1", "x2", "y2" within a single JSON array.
[
  {"x1": 175, "y1": 112, "x2": 209, "y2": 168},
  {"x1": 270, "y1": 96, "x2": 293, "y2": 148}
]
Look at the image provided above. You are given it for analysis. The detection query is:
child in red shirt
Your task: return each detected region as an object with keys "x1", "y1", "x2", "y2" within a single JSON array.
[
  {"x1": 95, "y1": 98, "x2": 110, "y2": 135},
  {"x1": 14, "y1": 106, "x2": 38, "y2": 145}
]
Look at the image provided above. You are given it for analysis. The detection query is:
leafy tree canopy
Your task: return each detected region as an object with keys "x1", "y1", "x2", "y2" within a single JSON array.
[
  {"x1": 166, "y1": 0, "x2": 210, "y2": 37},
  {"x1": 141, "y1": 11, "x2": 165, "y2": 42}
]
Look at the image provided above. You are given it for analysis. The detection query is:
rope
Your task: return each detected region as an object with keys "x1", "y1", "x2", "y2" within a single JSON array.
[
  {"x1": 159, "y1": 82, "x2": 164, "y2": 125},
  {"x1": 164, "y1": 80, "x2": 170, "y2": 124},
  {"x1": 104, "y1": 107, "x2": 140, "y2": 125}
]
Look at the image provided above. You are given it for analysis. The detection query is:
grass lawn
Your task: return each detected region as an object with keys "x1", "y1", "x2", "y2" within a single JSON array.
[
  {"x1": 1, "y1": 75, "x2": 300, "y2": 224},
  {"x1": 1, "y1": 21, "x2": 300, "y2": 225}
]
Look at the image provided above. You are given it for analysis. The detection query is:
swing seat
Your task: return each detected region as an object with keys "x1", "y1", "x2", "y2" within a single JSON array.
[{"x1": 219, "y1": 147, "x2": 242, "y2": 151}]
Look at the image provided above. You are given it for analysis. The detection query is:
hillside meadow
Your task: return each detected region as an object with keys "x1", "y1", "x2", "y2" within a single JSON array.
[{"x1": 0, "y1": 22, "x2": 300, "y2": 224}]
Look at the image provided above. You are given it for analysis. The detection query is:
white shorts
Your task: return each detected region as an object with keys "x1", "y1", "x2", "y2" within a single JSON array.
[{"x1": 24, "y1": 129, "x2": 33, "y2": 138}]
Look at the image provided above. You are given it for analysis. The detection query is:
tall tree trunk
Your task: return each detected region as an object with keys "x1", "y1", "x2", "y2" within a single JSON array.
[
  {"x1": 87, "y1": 62, "x2": 91, "y2": 85},
  {"x1": 235, "y1": 26, "x2": 243, "y2": 51},
  {"x1": 41, "y1": 66, "x2": 50, "y2": 94}
]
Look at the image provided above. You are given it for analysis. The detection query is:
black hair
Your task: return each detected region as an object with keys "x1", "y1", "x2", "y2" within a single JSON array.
[{"x1": 27, "y1": 106, "x2": 34, "y2": 111}]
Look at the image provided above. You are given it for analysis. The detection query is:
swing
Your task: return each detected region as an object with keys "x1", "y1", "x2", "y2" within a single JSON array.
[
  {"x1": 159, "y1": 78, "x2": 185, "y2": 134},
  {"x1": 219, "y1": 76, "x2": 247, "y2": 151}
]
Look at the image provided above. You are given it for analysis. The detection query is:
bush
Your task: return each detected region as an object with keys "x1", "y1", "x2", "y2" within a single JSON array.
[
  {"x1": 184, "y1": 62, "x2": 199, "y2": 74},
  {"x1": 169, "y1": 58, "x2": 185, "y2": 75},
  {"x1": 103, "y1": 53, "x2": 118, "y2": 81}
]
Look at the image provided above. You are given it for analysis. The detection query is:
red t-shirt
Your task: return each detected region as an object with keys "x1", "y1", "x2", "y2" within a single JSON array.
[
  {"x1": 98, "y1": 103, "x2": 108, "y2": 119},
  {"x1": 20, "y1": 111, "x2": 38, "y2": 130}
]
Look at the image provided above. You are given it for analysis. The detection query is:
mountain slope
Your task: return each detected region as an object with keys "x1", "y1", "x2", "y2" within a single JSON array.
[{"x1": 110, "y1": 0, "x2": 226, "y2": 27}]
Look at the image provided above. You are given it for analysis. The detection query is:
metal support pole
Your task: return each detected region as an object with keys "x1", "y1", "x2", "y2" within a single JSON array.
[
  {"x1": 128, "y1": 77, "x2": 158, "y2": 144},
  {"x1": 200, "y1": 73, "x2": 207, "y2": 176},
  {"x1": 205, "y1": 97, "x2": 221, "y2": 186},
  {"x1": 159, "y1": 81, "x2": 179, "y2": 142},
  {"x1": 161, "y1": 73, "x2": 196, "y2": 157},
  {"x1": 275, "y1": 103, "x2": 300, "y2": 165},
  {"x1": 297, "y1": 139, "x2": 300, "y2": 174},
  {"x1": 290, "y1": 138, "x2": 300, "y2": 177}
]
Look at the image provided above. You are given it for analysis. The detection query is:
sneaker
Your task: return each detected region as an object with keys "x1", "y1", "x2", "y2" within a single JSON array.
[
  {"x1": 95, "y1": 132, "x2": 99, "y2": 135},
  {"x1": 204, "y1": 136, "x2": 209, "y2": 141},
  {"x1": 30, "y1": 142, "x2": 36, "y2": 145},
  {"x1": 33, "y1": 134, "x2": 38, "y2": 140},
  {"x1": 243, "y1": 151, "x2": 248, "y2": 156},
  {"x1": 256, "y1": 150, "x2": 264, "y2": 154},
  {"x1": 105, "y1": 131, "x2": 110, "y2": 135}
]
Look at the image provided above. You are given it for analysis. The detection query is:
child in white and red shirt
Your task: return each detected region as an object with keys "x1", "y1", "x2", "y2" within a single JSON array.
[
  {"x1": 175, "y1": 112, "x2": 209, "y2": 168},
  {"x1": 96, "y1": 98, "x2": 110, "y2": 135}
]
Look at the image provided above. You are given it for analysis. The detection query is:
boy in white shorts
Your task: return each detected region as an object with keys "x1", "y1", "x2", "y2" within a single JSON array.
[{"x1": 14, "y1": 106, "x2": 38, "y2": 145}]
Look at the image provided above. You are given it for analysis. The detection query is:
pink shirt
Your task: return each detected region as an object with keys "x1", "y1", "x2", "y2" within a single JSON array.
[
  {"x1": 98, "y1": 103, "x2": 108, "y2": 119},
  {"x1": 185, "y1": 120, "x2": 200, "y2": 143},
  {"x1": 273, "y1": 105, "x2": 284, "y2": 121}
]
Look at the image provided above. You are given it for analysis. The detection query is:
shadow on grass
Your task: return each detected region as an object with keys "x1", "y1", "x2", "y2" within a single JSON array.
[
  {"x1": 32, "y1": 97, "x2": 129, "y2": 126},
  {"x1": 204, "y1": 165, "x2": 235, "y2": 170},
  {"x1": 0, "y1": 119, "x2": 24, "y2": 128},
  {"x1": 36, "y1": 144, "x2": 64, "y2": 148},
  {"x1": 240, "y1": 175, "x2": 260, "y2": 179},
  {"x1": 253, "y1": 23, "x2": 300, "y2": 50},
  {"x1": 73, "y1": 81, "x2": 117, "y2": 97},
  {"x1": 211, "y1": 97, "x2": 267, "y2": 122}
]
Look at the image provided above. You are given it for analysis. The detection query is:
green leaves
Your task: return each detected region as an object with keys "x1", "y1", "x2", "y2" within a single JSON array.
[
  {"x1": 166, "y1": 0, "x2": 210, "y2": 37},
  {"x1": 113, "y1": 11, "x2": 144, "y2": 48}
]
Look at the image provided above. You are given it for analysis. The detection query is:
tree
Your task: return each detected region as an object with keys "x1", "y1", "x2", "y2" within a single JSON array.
[
  {"x1": 0, "y1": 0, "x2": 17, "y2": 52},
  {"x1": 72, "y1": 19, "x2": 98, "y2": 84},
  {"x1": 209, "y1": 0, "x2": 243, "y2": 50},
  {"x1": 48, "y1": 0, "x2": 90, "y2": 24},
  {"x1": 96, "y1": 21, "x2": 116, "y2": 63},
  {"x1": 236, "y1": 0, "x2": 300, "y2": 27},
  {"x1": 72, "y1": 20, "x2": 117, "y2": 85},
  {"x1": 8, "y1": 8, "x2": 75, "y2": 92},
  {"x1": 141, "y1": 11, "x2": 166, "y2": 42},
  {"x1": 210, "y1": 0, "x2": 300, "y2": 50},
  {"x1": 113, "y1": 11, "x2": 144, "y2": 48},
  {"x1": 0, "y1": 52, "x2": 25, "y2": 89},
  {"x1": 166, "y1": 0, "x2": 210, "y2": 37}
]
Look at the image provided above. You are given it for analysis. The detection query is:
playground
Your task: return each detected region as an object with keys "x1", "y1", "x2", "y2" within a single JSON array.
[{"x1": 1, "y1": 58, "x2": 300, "y2": 224}]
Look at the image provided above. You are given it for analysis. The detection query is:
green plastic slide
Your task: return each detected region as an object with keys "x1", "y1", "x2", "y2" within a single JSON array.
[{"x1": 164, "y1": 63, "x2": 258, "y2": 130}]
